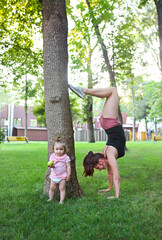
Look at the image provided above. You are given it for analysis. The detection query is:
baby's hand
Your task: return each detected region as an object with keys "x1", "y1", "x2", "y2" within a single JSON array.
[
  {"x1": 48, "y1": 160, "x2": 54, "y2": 168},
  {"x1": 66, "y1": 175, "x2": 70, "y2": 181},
  {"x1": 49, "y1": 164, "x2": 55, "y2": 168}
]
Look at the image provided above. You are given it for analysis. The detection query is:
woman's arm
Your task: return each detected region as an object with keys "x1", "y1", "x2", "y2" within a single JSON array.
[
  {"x1": 98, "y1": 163, "x2": 113, "y2": 192},
  {"x1": 106, "y1": 146, "x2": 120, "y2": 198},
  {"x1": 107, "y1": 163, "x2": 113, "y2": 191}
]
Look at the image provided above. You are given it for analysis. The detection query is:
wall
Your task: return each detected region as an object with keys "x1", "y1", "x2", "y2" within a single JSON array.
[
  {"x1": 74, "y1": 129, "x2": 130, "y2": 142},
  {"x1": 13, "y1": 127, "x2": 48, "y2": 141}
]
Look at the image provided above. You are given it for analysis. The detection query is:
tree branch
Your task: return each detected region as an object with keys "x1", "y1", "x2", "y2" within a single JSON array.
[{"x1": 85, "y1": 0, "x2": 116, "y2": 86}]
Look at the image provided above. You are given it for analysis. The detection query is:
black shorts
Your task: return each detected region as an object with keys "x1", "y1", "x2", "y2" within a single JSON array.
[{"x1": 105, "y1": 125, "x2": 126, "y2": 158}]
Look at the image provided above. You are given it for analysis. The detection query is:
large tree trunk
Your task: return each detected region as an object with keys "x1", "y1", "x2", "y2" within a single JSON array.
[
  {"x1": 42, "y1": 0, "x2": 82, "y2": 197},
  {"x1": 154, "y1": 0, "x2": 162, "y2": 73}
]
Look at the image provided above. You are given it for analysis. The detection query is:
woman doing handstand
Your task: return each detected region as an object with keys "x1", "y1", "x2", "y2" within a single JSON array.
[{"x1": 68, "y1": 84, "x2": 126, "y2": 199}]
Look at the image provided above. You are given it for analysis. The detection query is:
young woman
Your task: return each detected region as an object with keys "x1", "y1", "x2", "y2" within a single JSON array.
[{"x1": 68, "y1": 84, "x2": 126, "y2": 199}]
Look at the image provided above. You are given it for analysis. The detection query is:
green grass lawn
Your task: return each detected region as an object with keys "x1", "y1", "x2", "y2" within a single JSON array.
[{"x1": 0, "y1": 141, "x2": 161, "y2": 240}]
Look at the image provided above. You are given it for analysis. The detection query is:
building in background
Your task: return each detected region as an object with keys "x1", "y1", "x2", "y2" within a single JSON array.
[
  {"x1": 0, "y1": 104, "x2": 47, "y2": 141},
  {"x1": 1, "y1": 104, "x2": 161, "y2": 141}
]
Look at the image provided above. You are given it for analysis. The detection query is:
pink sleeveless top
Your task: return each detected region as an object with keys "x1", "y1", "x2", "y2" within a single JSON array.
[{"x1": 99, "y1": 116, "x2": 120, "y2": 130}]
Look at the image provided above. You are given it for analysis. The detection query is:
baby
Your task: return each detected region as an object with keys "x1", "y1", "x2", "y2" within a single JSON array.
[{"x1": 48, "y1": 137, "x2": 71, "y2": 204}]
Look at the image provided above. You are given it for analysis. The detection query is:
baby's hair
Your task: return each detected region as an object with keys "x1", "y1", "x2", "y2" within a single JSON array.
[
  {"x1": 52, "y1": 136, "x2": 67, "y2": 153},
  {"x1": 56, "y1": 137, "x2": 61, "y2": 142}
]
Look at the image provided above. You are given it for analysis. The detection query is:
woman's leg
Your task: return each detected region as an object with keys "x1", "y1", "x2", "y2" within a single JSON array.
[
  {"x1": 83, "y1": 87, "x2": 119, "y2": 118},
  {"x1": 69, "y1": 85, "x2": 119, "y2": 118},
  {"x1": 83, "y1": 87, "x2": 115, "y2": 99},
  {"x1": 106, "y1": 146, "x2": 120, "y2": 198}
]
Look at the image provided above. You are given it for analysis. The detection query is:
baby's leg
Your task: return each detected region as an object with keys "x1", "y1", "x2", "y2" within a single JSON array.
[
  {"x1": 48, "y1": 180, "x2": 57, "y2": 201},
  {"x1": 59, "y1": 180, "x2": 66, "y2": 204}
]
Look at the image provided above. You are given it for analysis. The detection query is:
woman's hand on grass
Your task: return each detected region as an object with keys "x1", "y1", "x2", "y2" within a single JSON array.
[
  {"x1": 98, "y1": 188, "x2": 110, "y2": 192},
  {"x1": 107, "y1": 196, "x2": 116, "y2": 199}
]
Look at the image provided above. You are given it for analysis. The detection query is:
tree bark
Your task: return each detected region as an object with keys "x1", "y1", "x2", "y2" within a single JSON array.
[
  {"x1": 24, "y1": 74, "x2": 28, "y2": 138},
  {"x1": 145, "y1": 118, "x2": 148, "y2": 140},
  {"x1": 154, "y1": 0, "x2": 162, "y2": 73},
  {"x1": 87, "y1": 47, "x2": 95, "y2": 143},
  {"x1": 42, "y1": 0, "x2": 82, "y2": 197},
  {"x1": 131, "y1": 85, "x2": 136, "y2": 141},
  {"x1": 154, "y1": 118, "x2": 157, "y2": 134}
]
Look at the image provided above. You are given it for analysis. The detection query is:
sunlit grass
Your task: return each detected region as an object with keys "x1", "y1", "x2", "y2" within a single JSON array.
[{"x1": 0, "y1": 141, "x2": 161, "y2": 240}]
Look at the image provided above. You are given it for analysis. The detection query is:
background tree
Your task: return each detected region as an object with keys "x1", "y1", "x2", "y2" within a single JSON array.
[
  {"x1": 67, "y1": 2, "x2": 98, "y2": 142},
  {"x1": 120, "y1": 78, "x2": 162, "y2": 138},
  {"x1": 135, "y1": 97, "x2": 150, "y2": 139},
  {"x1": 1, "y1": 50, "x2": 43, "y2": 137},
  {"x1": 85, "y1": 0, "x2": 116, "y2": 86},
  {"x1": 0, "y1": 0, "x2": 43, "y2": 137},
  {"x1": 139, "y1": 0, "x2": 162, "y2": 72},
  {"x1": 144, "y1": 80, "x2": 162, "y2": 133},
  {"x1": 84, "y1": 0, "x2": 147, "y2": 130},
  {"x1": 0, "y1": 87, "x2": 10, "y2": 142},
  {"x1": 137, "y1": 2, "x2": 160, "y2": 71},
  {"x1": 154, "y1": 0, "x2": 162, "y2": 72}
]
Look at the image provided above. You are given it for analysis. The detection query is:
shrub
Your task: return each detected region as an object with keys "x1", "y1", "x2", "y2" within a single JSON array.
[{"x1": 0, "y1": 127, "x2": 5, "y2": 144}]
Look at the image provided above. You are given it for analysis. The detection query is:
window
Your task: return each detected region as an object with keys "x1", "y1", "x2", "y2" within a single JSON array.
[
  {"x1": 14, "y1": 118, "x2": 22, "y2": 126},
  {"x1": 1, "y1": 118, "x2": 8, "y2": 125},
  {"x1": 30, "y1": 119, "x2": 37, "y2": 127}
]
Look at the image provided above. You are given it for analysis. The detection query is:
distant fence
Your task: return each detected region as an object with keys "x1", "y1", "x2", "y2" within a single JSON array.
[{"x1": 74, "y1": 129, "x2": 130, "y2": 142}]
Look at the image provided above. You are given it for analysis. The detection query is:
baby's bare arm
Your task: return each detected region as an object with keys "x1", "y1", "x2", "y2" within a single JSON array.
[{"x1": 66, "y1": 162, "x2": 71, "y2": 181}]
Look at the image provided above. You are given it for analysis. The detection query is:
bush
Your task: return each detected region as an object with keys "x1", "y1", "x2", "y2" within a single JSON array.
[{"x1": 0, "y1": 128, "x2": 5, "y2": 144}]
